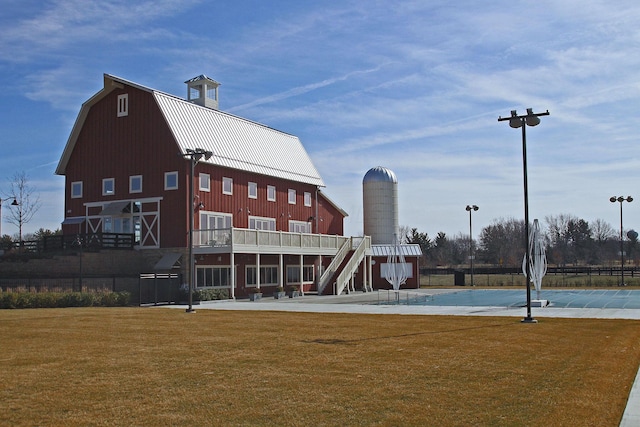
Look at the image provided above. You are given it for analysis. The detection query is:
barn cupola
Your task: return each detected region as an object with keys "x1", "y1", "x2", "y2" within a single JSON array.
[{"x1": 185, "y1": 75, "x2": 220, "y2": 110}]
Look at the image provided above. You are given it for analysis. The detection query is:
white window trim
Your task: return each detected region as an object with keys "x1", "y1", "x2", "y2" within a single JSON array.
[
  {"x1": 289, "y1": 220, "x2": 311, "y2": 234},
  {"x1": 267, "y1": 185, "x2": 276, "y2": 202},
  {"x1": 304, "y1": 191, "x2": 312, "y2": 207},
  {"x1": 195, "y1": 265, "x2": 232, "y2": 289},
  {"x1": 248, "y1": 182, "x2": 257, "y2": 199},
  {"x1": 222, "y1": 177, "x2": 233, "y2": 195},
  {"x1": 200, "y1": 173, "x2": 210, "y2": 192},
  {"x1": 71, "y1": 181, "x2": 83, "y2": 199},
  {"x1": 117, "y1": 94, "x2": 128, "y2": 117},
  {"x1": 286, "y1": 265, "x2": 315, "y2": 284},
  {"x1": 288, "y1": 189, "x2": 296, "y2": 205},
  {"x1": 249, "y1": 215, "x2": 276, "y2": 231},
  {"x1": 165, "y1": 171, "x2": 178, "y2": 190},
  {"x1": 129, "y1": 175, "x2": 142, "y2": 194},
  {"x1": 246, "y1": 265, "x2": 279, "y2": 287},
  {"x1": 102, "y1": 178, "x2": 115, "y2": 196}
]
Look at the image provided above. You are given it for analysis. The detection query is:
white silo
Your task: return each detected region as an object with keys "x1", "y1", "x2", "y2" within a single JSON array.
[{"x1": 363, "y1": 166, "x2": 399, "y2": 245}]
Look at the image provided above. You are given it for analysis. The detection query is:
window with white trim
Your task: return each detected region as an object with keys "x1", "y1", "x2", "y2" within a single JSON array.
[
  {"x1": 249, "y1": 216, "x2": 276, "y2": 231},
  {"x1": 288, "y1": 189, "x2": 296, "y2": 204},
  {"x1": 71, "y1": 181, "x2": 83, "y2": 199},
  {"x1": 165, "y1": 171, "x2": 178, "y2": 190},
  {"x1": 267, "y1": 185, "x2": 276, "y2": 202},
  {"x1": 129, "y1": 175, "x2": 142, "y2": 193},
  {"x1": 286, "y1": 265, "x2": 314, "y2": 284},
  {"x1": 304, "y1": 192, "x2": 312, "y2": 207},
  {"x1": 117, "y1": 94, "x2": 128, "y2": 117},
  {"x1": 102, "y1": 178, "x2": 115, "y2": 196},
  {"x1": 199, "y1": 173, "x2": 210, "y2": 192},
  {"x1": 246, "y1": 265, "x2": 279, "y2": 286},
  {"x1": 289, "y1": 220, "x2": 311, "y2": 234},
  {"x1": 196, "y1": 266, "x2": 231, "y2": 288},
  {"x1": 248, "y1": 182, "x2": 257, "y2": 199},
  {"x1": 223, "y1": 177, "x2": 233, "y2": 195},
  {"x1": 199, "y1": 211, "x2": 232, "y2": 245}
]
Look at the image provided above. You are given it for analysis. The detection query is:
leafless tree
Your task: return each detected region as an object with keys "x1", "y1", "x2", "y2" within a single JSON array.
[{"x1": 5, "y1": 171, "x2": 41, "y2": 244}]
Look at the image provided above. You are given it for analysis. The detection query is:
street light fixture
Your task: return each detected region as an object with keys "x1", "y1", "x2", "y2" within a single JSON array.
[
  {"x1": 610, "y1": 196, "x2": 633, "y2": 286},
  {"x1": 181, "y1": 148, "x2": 213, "y2": 313},
  {"x1": 0, "y1": 197, "x2": 19, "y2": 237},
  {"x1": 498, "y1": 108, "x2": 549, "y2": 324},
  {"x1": 465, "y1": 205, "x2": 479, "y2": 286}
]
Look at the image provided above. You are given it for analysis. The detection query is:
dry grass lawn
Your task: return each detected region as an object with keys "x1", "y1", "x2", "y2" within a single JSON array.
[{"x1": 1, "y1": 307, "x2": 639, "y2": 426}]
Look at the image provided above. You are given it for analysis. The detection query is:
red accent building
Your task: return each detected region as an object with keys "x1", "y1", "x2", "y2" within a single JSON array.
[{"x1": 56, "y1": 74, "x2": 377, "y2": 298}]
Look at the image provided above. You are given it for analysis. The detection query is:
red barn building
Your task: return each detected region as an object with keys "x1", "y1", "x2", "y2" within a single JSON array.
[{"x1": 56, "y1": 74, "x2": 376, "y2": 298}]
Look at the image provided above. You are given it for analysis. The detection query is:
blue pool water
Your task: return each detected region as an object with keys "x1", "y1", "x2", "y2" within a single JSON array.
[{"x1": 395, "y1": 289, "x2": 640, "y2": 309}]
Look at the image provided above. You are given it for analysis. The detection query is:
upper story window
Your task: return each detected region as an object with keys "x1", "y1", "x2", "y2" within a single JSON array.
[
  {"x1": 222, "y1": 177, "x2": 233, "y2": 195},
  {"x1": 199, "y1": 173, "x2": 210, "y2": 192},
  {"x1": 102, "y1": 178, "x2": 115, "y2": 196},
  {"x1": 130, "y1": 175, "x2": 142, "y2": 193},
  {"x1": 288, "y1": 189, "x2": 296, "y2": 204},
  {"x1": 117, "y1": 94, "x2": 128, "y2": 117},
  {"x1": 304, "y1": 192, "x2": 312, "y2": 207},
  {"x1": 71, "y1": 181, "x2": 83, "y2": 199},
  {"x1": 289, "y1": 220, "x2": 311, "y2": 234},
  {"x1": 267, "y1": 185, "x2": 276, "y2": 202},
  {"x1": 165, "y1": 171, "x2": 178, "y2": 190},
  {"x1": 248, "y1": 182, "x2": 257, "y2": 199},
  {"x1": 249, "y1": 216, "x2": 276, "y2": 231}
]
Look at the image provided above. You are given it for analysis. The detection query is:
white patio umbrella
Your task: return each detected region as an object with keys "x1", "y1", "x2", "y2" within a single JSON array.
[{"x1": 522, "y1": 219, "x2": 547, "y2": 300}]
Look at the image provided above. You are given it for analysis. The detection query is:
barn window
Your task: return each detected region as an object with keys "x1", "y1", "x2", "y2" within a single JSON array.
[
  {"x1": 246, "y1": 266, "x2": 279, "y2": 286},
  {"x1": 286, "y1": 265, "x2": 314, "y2": 284},
  {"x1": 165, "y1": 171, "x2": 178, "y2": 190},
  {"x1": 249, "y1": 216, "x2": 276, "y2": 231},
  {"x1": 71, "y1": 181, "x2": 83, "y2": 199},
  {"x1": 196, "y1": 266, "x2": 231, "y2": 288},
  {"x1": 102, "y1": 178, "x2": 115, "y2": 196},
  {"x1": 267, "y1": 185, "x2": 276, "y2": 202},
  {"x1": 304, "y1": 192, "x2": 312, "y2": 207},
  {"x1": 222, "y1": 177, "x2": 232, "y2": 195},
  {"x1": 289, "y1": 220, "x2": 311, "y2": 234},
  {"x1": 248, "y1": 182, "x2": 257, "y2": 199},
  {"x1": 117, "y1": 94, "x2": 128, "y2": 117},
  {"x1": 199, "y1": 173, "x2": 210, "y2": 192},
  {"x1": 288, "y1": 189, "x2": 296, "y2": 204},
  {"x1": 129, "y1": 175, "x2": 142, "y2": 193}
]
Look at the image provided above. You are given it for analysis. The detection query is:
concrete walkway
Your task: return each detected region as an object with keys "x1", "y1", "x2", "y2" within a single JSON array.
[{"x1": 164, "y1": 289, "x2": 640, "y2": 426}]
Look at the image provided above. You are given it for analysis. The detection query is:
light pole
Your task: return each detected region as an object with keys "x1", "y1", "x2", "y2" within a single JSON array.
[
  {"x1": 181, "y1": 148, "x2": 213, "y2": 313},
  {"x1": 0, "y1": 197, "x2": 19, "y2": 238},
  {"x1": 499, "y1": 108, "x2": 549, "y2": 324},
  {"x1": 465, "y1": 205, "x2": 479, "y2": 286},
  {"x1": 610, "y1": 196, "x2": 633, "y2": 286}
]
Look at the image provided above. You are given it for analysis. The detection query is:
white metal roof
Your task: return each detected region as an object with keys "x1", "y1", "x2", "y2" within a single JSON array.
[
  {"x1": 154, "y1": 92, "x2": 325, "y2": 187},
  {"x1": 371, "y1": 244, "x2": 423, "y2": 257},
  {"x1": 58, "y1": 74, "x2": 325, "y2": 188}
]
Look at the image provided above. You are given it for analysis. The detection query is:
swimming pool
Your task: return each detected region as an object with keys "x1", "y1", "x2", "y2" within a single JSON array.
[{"x1": 391, "y1": 289, "x2": 640, "y2": 309}]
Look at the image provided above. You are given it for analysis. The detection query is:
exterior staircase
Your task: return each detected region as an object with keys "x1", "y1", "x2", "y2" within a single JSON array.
[{"x1": 317, "y1": 236, "x2": 370, "y2": 295}]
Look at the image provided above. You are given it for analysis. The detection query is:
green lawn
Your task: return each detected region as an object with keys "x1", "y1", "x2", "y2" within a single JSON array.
[{"x1": 1, "y1": 307, "x2": 639, "y2": 426}]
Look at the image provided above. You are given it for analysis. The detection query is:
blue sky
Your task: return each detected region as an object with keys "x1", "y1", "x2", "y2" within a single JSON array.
[{"x1": 1, "y1": 0, "x2": 639, "y2": 240}]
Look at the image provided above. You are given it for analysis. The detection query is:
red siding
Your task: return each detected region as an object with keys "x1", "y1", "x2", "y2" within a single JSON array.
[{"x1": 62, "y1": 81, "x2": 346, "y2": 248}]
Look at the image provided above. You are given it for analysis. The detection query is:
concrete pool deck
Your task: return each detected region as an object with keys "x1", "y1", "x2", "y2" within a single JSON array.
[{"x1": 165, "y1": 288, "x2": 640, "y2": 426}]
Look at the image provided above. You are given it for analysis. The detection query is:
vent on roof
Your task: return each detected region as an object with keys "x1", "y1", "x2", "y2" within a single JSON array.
[{"x1": 185, "y1": 75, "x2": 220, "y2": 110}]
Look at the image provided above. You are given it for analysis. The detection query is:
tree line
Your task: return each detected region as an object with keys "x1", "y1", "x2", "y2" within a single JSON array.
[{"x1": 403, "y1": 214, "x2": 638, "y2": 268}]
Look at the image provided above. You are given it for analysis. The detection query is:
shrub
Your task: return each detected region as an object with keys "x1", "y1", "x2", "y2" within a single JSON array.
[{"x1": 0, "y1": 291, "x2": 131, "y2": 309}]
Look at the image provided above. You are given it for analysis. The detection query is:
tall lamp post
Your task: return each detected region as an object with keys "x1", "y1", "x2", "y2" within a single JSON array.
[
  {"x1": 0, "y1": 197, "x2": 19, "y2": 237},
  {"x1": 610, "y1": 196, "x2": 633, "y2": 286},
  {"x1": 499, "y1": 108, "x2": 549, "y2": 324},
  {"x1": 465, "y1": 205, "x2": 479, "y2": 286},
  {"x1": 181, "y1": 148, "x2": 213, "y2": 313}
]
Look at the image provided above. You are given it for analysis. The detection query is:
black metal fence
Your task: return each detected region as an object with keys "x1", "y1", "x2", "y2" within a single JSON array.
[
  {"x1": 1, "y1": 275, "x2": 144, "y2": 305},
  {"x1": 0, "y1": 233, "x2": 135, "y2": 253},
  {"x1": 421, "y1": 266, "x2": 640, "y2": 277}
]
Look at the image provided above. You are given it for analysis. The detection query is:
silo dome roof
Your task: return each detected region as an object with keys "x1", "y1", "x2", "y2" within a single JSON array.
[{"x1": 363, "y1": 166, "x2": 397, "y2": 184}]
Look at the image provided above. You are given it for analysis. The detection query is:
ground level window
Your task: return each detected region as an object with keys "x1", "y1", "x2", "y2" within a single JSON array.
[
  {"x1": 286, "y1": 265, "x2": 314, "y2": 284},
  {"x1": 196, "y1": 266, "x2": 231, "y2": 288},
  {"x1": 246, "y1": 266, "x2": 279, "y2": 286}
]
